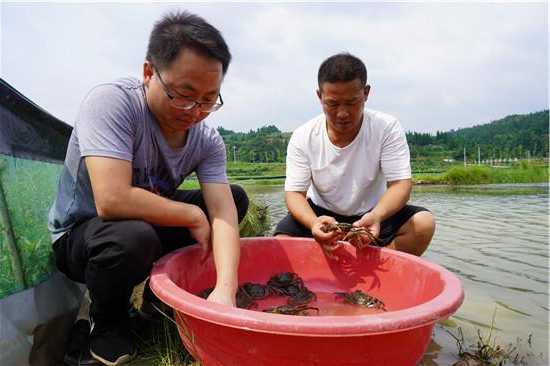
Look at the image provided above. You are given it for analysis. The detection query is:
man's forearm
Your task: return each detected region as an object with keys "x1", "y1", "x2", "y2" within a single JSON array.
[
  {"x1": 211, "y1": 212, "x2": 240, "y2": 292},
  {"x1": 285, "y1": 191, "x2": 318, "y2": 230},
  {"x1": 97, "y1": 186, "x2": 202, "y2": 227},
  {"x1": 370, "y1": 179, "x2": 412, "y2": 221},
  {"x1": 201, "y1": 183, "x2": 242, "y2": 295}
]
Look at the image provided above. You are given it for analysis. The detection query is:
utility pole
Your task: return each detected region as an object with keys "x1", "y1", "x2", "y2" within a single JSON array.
[
  {"x1": 527, "y1": 150, "x2": 531, "y2": 164},
  {"x1": 233, "y1": 145, "x2": 236, "y2": 162},
  {"x1": 463, "y1": 147, "x2": 466, "y2": 167}
]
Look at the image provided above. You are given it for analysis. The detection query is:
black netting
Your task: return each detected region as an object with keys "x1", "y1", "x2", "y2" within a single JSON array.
[
  {"x1": 0, "y1": 78, "x2": 72, "y2": 163},
  {"x1": 0, "y1": 79, "x2": 72, "y2": 298}
]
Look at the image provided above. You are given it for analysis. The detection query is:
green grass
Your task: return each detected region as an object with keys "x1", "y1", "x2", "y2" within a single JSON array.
[
  {"x1": 233, "y1": 178, "x2": 285, "y2": 186},
  {"x1": 133, "y1": 317, "x2": 194, "y2": 366},
  {"x1": 226, "y1": 162, "x2": 285, "y2": 177},
  {"x1": 180, "y1": 177, "x2": 285, "y2": 190},
  {"x1": 239, "y1": 197, "x2": 270, "y2": 237},
  {"x1": 413, "y1": 163, "x2": 548, "y2": 185}
]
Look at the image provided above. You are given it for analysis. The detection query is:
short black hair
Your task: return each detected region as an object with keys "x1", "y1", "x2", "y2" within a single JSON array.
[
  {"x1": 146, "y1": 11, "x2": 231, "y2": 74},
  {"x1": 318, "y1": 53, "x2": 367, "y2": 89}
]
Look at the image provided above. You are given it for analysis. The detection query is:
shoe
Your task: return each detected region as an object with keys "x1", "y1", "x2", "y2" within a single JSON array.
[
  {"x1": 89, "y1": 317, "x2": 136, "y2": 366},
  {"x1": 64, "y1": 319, "x2": 102, "y2": 366}
]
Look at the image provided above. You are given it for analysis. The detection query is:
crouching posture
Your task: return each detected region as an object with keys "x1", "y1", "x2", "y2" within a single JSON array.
[
  {"x1": 49, "y1": 11, "x2": 248, "y2": 365},
  {"x1": 275, "y1": 53, "x2": 434, "y2": 257}
]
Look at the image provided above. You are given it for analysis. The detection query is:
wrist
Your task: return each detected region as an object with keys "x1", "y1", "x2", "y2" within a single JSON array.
[
  {"x1": 369, "y1": 210, "x2": 384, "y2": 223},
  {"x1": 215, "y1": 279, "x2": 238, "y2": 294}
]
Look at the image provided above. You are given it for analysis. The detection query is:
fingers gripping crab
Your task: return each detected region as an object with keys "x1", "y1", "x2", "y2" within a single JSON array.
[{"x1": 321, "y1": 222, "x2": 383, "y2": 249}]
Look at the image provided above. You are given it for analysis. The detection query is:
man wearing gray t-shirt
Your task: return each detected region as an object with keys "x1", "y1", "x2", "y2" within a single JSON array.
[{"x1": 48, "y1": 11, "x2": 248, "y2": 365}]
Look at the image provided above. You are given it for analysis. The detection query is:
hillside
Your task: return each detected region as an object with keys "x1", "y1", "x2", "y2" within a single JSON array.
[{"x1": 218, "y1": 111, "x2": 549, "y2": 171}]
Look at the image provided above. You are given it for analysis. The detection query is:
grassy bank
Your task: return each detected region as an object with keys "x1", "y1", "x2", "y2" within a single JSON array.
[
  {"x1": 181, "y1": 161, "x2": 548, "y2": 188},
  {"x1": 414, "y1": 162, "x2": 548, "y2": 185},
  {"x1": 226, "y1": 161, "x2": 285, "y2": 177}
]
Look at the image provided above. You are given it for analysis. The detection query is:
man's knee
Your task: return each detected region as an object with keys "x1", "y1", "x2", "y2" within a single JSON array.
[
  {"x1": 413, "y1": 211, "x2": 436, "y2": 240},
  {"x1": 392, "y1": 211, "x2": 435, "y2": 256},
  {"x1": 230, "y1": 184, "x2": 249, "y2": 223},
  {"x1": 88, "y1": 220, "x2": 161, "y2": 281}
]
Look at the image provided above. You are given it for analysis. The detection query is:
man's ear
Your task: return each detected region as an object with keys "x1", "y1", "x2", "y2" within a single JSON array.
[
  {"x1": 143, "y1": 61, "x2": 154, "y2": 86},
  {"x1": 316, "y1": 89, "x2": 322, "y2": 100},
  {"x1": 364, "y1": 85, "x2": 371, "y2": 100}
]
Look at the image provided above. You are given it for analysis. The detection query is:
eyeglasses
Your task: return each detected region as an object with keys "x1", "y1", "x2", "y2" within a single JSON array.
[{"x1": 154, "y1": 67, "x2": 223, "y2": 113}]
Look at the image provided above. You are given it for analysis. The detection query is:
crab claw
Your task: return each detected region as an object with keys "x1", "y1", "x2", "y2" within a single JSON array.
[{"x1": 321, "y1": 242, "x2": 341, "y2": 260}]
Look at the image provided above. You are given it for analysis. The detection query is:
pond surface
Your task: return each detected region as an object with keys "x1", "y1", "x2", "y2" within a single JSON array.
[{"x1": 245, "y1": 183, "x2": 549, "y2": 365}]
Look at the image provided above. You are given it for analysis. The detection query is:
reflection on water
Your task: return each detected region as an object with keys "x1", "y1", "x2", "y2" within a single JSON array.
[{"x1": 245, "y1": 183, "x2": 549, "y2": 365}]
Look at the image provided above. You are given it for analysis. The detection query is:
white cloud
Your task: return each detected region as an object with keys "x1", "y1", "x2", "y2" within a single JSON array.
[{"x1": 2, "y1": 2, "x2": 547, "y2": 133}]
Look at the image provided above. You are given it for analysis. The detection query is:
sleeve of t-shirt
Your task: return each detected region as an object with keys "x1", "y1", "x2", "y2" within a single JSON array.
[
  {"x1": 195, "y1": 128, "x2": 228, "y2": 184},
  {"x1": 380, "y1": 119, "x2": 411, "y2": 182},
  {"x1": 76, "y1": 84, "x2": 135, "y2": 161},
  {"x1": 284, "y1": 130, "x2": 311, "y2": 192}
]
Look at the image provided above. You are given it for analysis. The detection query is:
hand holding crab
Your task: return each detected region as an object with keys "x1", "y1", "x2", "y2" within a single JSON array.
[
  {"x1": 311, "y1": 215, "x2": 344, "y2": 259},
  {"x1": 321, "y1": 222, "x2": 383, "y2": 251}
]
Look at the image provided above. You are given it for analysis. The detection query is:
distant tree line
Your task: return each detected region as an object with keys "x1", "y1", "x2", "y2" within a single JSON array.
[
  {"x1": 406, "y1": 110, "x2": 549, "y2": 162},
  {"x1": 219, "y1": 125, "x2": 291, "y2": 163},
  {"x1": 218, "y1": 110, "x2": 549, "y2": 164}
]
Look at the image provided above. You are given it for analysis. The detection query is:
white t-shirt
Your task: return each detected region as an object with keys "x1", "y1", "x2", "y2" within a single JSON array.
[{"x1": 284, "y1": 108, "x2": 411, "y2": 216}]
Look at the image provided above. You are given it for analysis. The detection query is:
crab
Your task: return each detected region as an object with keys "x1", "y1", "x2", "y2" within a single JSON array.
[
  {"x1": 321, "y1": 222, "x2": 383, "y2": 249},
  {"x1": 267, "y1": 272, "x2": 305, "y2": 296},
  {"x1": 262, "y1": 304, "x2": 319, "y2": 316},
  {"x1": 287, "y1": 288, "x2": 317, "y2": 306},
  {"x1": 335, "y1": 290, "x2": 386, "y2": 311},
  {"x1": 197, "y1": 287, "x2": 214, "y2": 299},
  {"x1": 241, "y1": 282, "x2": 272, "y2": 299},
  {"x1": 236, "y1": 287, "x2": 258, "y2": 309},
  {"x1": 199, "y1": 273, "x2": 319, "y2": 311}
]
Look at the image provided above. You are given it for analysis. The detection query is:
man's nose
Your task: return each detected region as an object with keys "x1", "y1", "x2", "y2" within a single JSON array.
[
  {"x1": 185, "y1": 104, "x2": 203, "y2": 120},
  {"x1": 336, "y1": 107, "x2": 350, "y2": 119}
]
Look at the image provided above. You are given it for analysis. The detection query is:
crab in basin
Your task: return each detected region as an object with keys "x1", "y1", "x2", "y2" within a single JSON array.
[
  {"x1": 267, "y1": 272, "x2": 305, "y2": 296},
  {"x1": 335, "y1": 290, "x2": 386, "y2": 311},
  {"x1": 263, "y1": 304, "x2": 319, "y2": 316},
  {"x1": 287, "y1": 288, "x2": 317, "y2": 306},
  {"x1": 321, "y1": 222, "x2": 383, "y2": 249},
  {"x1": 241, "y1": 282, "x2": 272, "y2": 299},
  {"x1": 197, "y1": 287, "x2": 214, "y2": 299}
]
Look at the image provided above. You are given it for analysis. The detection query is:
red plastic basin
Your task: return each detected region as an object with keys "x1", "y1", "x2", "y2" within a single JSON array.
[{"x1": 150, "y1": 237, "x2": 464, "y2": 366}]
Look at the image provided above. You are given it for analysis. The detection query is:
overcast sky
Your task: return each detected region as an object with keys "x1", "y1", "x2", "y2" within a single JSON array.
[{"x1": 2, "y1": 2, "x2": 548, "y2": 133}]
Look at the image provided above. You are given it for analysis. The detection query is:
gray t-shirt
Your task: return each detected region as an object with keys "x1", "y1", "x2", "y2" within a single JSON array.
[{"x1": 48, "y1": 77, "x2": 227, "y2": 242}]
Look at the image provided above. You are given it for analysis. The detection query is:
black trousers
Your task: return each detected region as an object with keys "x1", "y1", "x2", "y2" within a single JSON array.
[{"x1": 52, "y1": 185, "x2": 249, "y2": 322}]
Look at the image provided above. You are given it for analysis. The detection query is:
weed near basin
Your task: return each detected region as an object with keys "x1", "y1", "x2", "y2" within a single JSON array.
[{"x1": 446, "y1": 310, "x2": 544, "y2": 366}]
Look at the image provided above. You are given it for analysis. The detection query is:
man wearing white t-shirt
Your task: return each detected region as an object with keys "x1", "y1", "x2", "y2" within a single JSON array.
[{"x1": 274, "y1": 53, "x2": 435, "y2": 257}]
